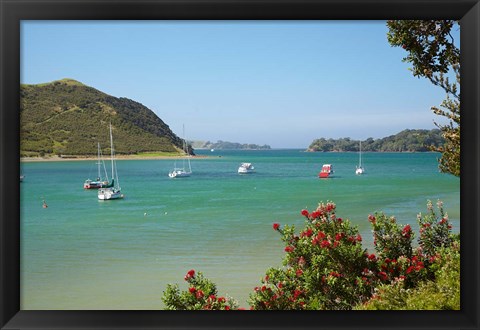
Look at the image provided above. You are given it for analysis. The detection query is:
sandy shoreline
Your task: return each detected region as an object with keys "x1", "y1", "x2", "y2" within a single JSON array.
[{"x1": 20, "y1": 155, "x2": 211, "y2": 162}]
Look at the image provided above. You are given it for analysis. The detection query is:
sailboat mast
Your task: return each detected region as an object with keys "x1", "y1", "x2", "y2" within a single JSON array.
[
  {"x1": 359, "y1": 140, "x2": 362, "y2": 167},
  {"x1": 183, "y1": 124, "x2": 191, "y2": 172},
  {"x1": 110, "y1": 123, "x2": 114, "y2": 179},
  {"x1": 97, "y1": 142, "x2": 101, "y2": 179}
]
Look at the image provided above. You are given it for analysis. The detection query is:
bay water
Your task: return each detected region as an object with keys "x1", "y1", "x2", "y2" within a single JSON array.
[{"x1": 20, "y1": 150, "x2": 460, "y2": 309}]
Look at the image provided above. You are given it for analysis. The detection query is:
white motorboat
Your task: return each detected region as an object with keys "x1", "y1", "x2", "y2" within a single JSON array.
[{"x1": 238, "y1": 162, "x2": 255, "y2": 174}]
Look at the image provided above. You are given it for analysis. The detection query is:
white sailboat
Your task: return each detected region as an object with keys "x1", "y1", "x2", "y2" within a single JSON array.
[
  {"x1": 169, "y1": 125, "x2": 192, "y2": 178},
  {"x1": 355, "y1": 141, "x2": 365, "y2": 175},
  {"x1": 98, "y1": 123, "x2": 124, "y2": 200},
  {"x1": 84, "y1": 142, "x2": 111, "y2": 189}
]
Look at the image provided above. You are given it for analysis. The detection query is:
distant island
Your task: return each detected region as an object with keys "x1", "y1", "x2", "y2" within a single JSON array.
[
  {"x1": 191, "y1": 140, "x2": 271, "y2": 150},
  {"x1": 307, "y1": 129, "x2": 445, "y2": 152}
]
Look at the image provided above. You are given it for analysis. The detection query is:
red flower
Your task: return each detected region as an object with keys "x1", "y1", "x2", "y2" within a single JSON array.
[
  {"x1": 298, "y1": 256, "x2": 306, "y2": 267},
  {"x1": 337, "y1": 217, "x2": 343, "y2": 223},
  {"x1": 189, "y1": 287, "x2": 196, "y2": 294},
  {"x1": 272, "y1": 223, "x2": 280, "y2": 231},
  {"x1": 196, "y1": 290, "x2": 204, "y2": 299},
  {"x1": 301, "y1": 228, "x2": 313, "y2": 238},
  {"x1": 326, "y1": 203, "x2": 335, "y2": 212},
  {"x1": 301, "y1": 209, "x2": 309, "y2": 217},
  {"x1": 368, "y1": 214, "x2": 376, "y2": 223},
  {"x1": 320, "y1": 240, "x2": 331, "y2": 248},
  {"x1": 335, "y1": 233, "x2": 344, "y2": 241},
  {"x1": 317, "y1": 231, "x2": 326, "y2": 239},
  {"x1": 296, "y1": 269, "x2": 303, "y2": 277},
  {"x1": 415, "y1": 262, "x2": 425, "y2": 271},
  {"x1": 184, "y1": 269, "x2": 196, "y2": 281},
  {"x1": 293, "y1": 289, "x2": 302, "y2": 299},
  {"x1": 284, "y1": 246, "x2": 294, "y2": 253},
  {"x1": 378, "y1": 271, "x2": 388, "y2": 281},
  {"x1": 356, "y1": 234, "x2": 362, "y2": 242},
  {"x1": 310, "y1": 211, "x2": 321, "y2": 219},
  {"x1": 218, "y1": 296, "x2": 226, "y2": 303},
  {"x1": 406, "y1": 266, "x2": 414, "y2": 274},
  {"x1": 368, "y1": 254, "x2": 376, "y2": 260},
  {"x1": 224, "y1": 306, "x2": 230, "y2": 310}
]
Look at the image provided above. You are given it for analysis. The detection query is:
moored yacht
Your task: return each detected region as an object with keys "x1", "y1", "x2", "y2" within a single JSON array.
[{"x1": 238, "y1": 162, "x2": 255, "y2": 174}]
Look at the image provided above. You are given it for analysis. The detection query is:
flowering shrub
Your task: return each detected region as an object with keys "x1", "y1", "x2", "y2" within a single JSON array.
[
  {"x1": 162, "y1": 269, "x2": 239, "y2": 310},
  {"x1": 369, "y1": 213, "x2": 414, "y2": 260},
  {"x1": 356, "y1": 239, "x2": 460, "y2": 310},
  {"x1": 417, "y1": 200, "x2": 453, "y2": 256},
  {"x1": 368, "y1": 200, "x2": 455, "y2": 288},
  {"x1": 249, "y1": 202, "x2": 381, "y2": 310},
  {"x1": 162, "y1": 200, "x2": 458, "y2": 310}
]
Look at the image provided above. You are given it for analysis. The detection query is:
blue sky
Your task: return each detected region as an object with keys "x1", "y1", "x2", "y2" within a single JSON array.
[{"x1": 21, "y1": 21, "x2": 457, "y2": 148}]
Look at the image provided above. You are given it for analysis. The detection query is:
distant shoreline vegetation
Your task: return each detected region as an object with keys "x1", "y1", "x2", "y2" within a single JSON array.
[
  {"x1": 307, "y1": 129, "x2": 445, "y2": 153},
  {"x1": 190, "y1": 140, "x2": 271, "y2": 150}
]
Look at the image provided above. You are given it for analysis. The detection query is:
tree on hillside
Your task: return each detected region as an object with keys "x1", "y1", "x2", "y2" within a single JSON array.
[{"x1": 387, "y1": 20, "x2": 460, "y2": 177}]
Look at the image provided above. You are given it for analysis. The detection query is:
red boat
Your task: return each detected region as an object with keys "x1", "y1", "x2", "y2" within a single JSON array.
[{"x1": 318, "y1": 164, "x2": 334, "y2": 178}]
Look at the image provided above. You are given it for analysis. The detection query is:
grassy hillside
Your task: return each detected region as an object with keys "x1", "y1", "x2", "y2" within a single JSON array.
[{"x1": 20, "y1": 79, "x2": 191, "y2": 156}]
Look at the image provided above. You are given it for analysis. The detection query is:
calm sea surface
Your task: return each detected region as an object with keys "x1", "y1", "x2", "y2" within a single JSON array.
[{"x1": 20, "y1": 149, "x2": 460, "y2": 309}]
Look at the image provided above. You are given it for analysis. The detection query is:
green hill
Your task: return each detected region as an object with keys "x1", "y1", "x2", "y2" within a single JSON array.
[
  {"x1": 308, "y1": 129, "x2": 445, "y2": 152},
  {"x1": 20, "y1": 79, "x2": 191, "y2": 157}
]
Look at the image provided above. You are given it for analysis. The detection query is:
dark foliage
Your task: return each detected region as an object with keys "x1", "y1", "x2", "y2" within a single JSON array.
[{"x1": 307, "y1": 129, "x2": 444, "y2": 152}]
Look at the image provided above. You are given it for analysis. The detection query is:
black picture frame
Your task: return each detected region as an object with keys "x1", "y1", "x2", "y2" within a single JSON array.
[{"x1": 1, "y1": 0, "x2": 479, "y2": 329}]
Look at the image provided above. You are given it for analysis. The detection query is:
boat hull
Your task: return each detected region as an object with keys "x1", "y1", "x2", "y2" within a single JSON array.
[
  {"x1": 98, "y1": 188, "x2": 123, "y2": 200},
  {"x1": 238, "y1": 163, "x2": 254, "y2": 174},
  {"x1": 84, "y1": 180, "x2": 110, "y2": 189},
  {"x1": 318, "y1": 164, "x2": 333, "y2": 178},
  {"x1": 169, "y1": 170, "x2": 192, "y2": 178},
  {"x1": 238, "y1": 169, "x2": 254, "y2": 174}
]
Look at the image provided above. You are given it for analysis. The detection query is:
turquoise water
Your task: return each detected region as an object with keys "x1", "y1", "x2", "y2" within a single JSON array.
[{"x1": 20, "y1": 150, "x2": 460, "y2": 309}]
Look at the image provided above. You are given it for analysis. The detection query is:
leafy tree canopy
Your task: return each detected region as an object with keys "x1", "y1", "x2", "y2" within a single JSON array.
[{"x1": 387, "y1": 20, "x2": 460, "y2": 176}]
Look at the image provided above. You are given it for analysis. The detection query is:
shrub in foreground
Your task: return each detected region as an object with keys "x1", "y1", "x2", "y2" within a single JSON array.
[
  {"x1": 162, "y1": 270, "x2": 240, "y2": 310},
  {"x1": 249, "y1": 202, "x2": 379, "y2": 310},
  {"x1": 162, "y1": 200, "x2": 458, "y2": 310},
  {"x1": 356, "y1": 239, "x2": 460, "y2": 310}
]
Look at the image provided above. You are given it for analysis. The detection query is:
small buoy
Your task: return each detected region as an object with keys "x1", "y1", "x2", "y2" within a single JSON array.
[
  {"x1": 42, "y1": 200, "x2": 48, "y2": 208},
  {"x1": 164, "y1": 212, "x2": 168, "y2": 215},
  {"x1": 144, "y1": 212, "x2": 147, "y2": 216}
]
